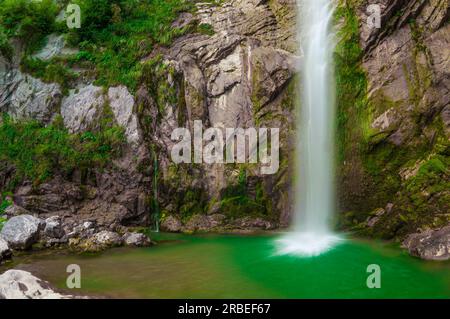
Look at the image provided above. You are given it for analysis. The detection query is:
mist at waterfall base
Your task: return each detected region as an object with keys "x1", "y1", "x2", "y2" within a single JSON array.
[{"x1": 276, "y1": 0, "x2": 342, "y2": 257}]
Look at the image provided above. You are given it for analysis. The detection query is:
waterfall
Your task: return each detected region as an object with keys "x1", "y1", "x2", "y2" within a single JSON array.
[{"x1": 276, "y1": 0, "x2": 342, "y2": 257}]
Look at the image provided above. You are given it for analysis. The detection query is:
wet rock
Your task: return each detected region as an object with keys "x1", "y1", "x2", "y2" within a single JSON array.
[
  {"x1": 0, "y1": 238, "x2": 12, "y2": 263},
  {"x1": 0, "y1": 215, "x2": 45, "y2": 250},
  {"x1": 0, "y1": 270, "x2": 73, "y2": 299},
  {"x1": 123, "y1": 232, "x2": 151, "y2": 247},
  {"x1": 403, "y1": 226, "x2": 450, "y2": 261},
  {"x1": 161, "y1": 215, "x2": 182, "y2": 232}
]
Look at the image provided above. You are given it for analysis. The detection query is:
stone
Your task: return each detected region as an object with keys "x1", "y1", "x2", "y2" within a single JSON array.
[
  {"x1": 3, "y1": 204, "x2": 30, "y2": 218},
  {"x1": 161, "y1": 215, "x2": 182, "y2": 232},
  {"x1": 122, "y1": 232, "x2": 151, "y2": 247},
  {"x1": 0, "y1": 215, "x2": 45, "y2": 250},
  {"x1": 44, "y1": 216, "x2": 65, "y2": 239},
  {"x1": 403, "y1": 226, "x2": 450, "y2": 261},
  {"x1": 108, "y1": 86, "x2": 141, "y2": 145},
  {"x1": 183, "y1": 214, "x2": 226, "y2": 232},
  {"x1": 232, "y1": 216, "x2": 275, "y2": 230},
  {"x1": 61, "y1": 84, "x2": 105, "y2": 133},
  {"x1": 0, "y1": 70, "x2": 62, "y2": 123},
  {"x1": 32, "y1": 34, "x2": 66, "y2": 61},
  {"x1": 91, "y1": 231, "x2": 123, "y2": 247},
  {"x1": 0, "y1": 237, "x2": 12, "y2": 263},
  {"x1": 0, "y1": 270, "x2": 72, "y2": 299}
]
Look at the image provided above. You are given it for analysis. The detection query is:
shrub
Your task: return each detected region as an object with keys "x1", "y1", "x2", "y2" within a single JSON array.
[
  {"x1": 0, "y1": 0, "x2": 58, "y2": 52},
  {"x1": 0, "y1": 114, "x2": 125, "y2": 187}
]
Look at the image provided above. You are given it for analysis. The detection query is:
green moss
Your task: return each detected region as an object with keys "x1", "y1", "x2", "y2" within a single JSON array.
[
  {"x1": 0, "y1": 113, "x2": 125, "y2": 189},
  {"x1": 20, "y1": 57, "x2": 78, "y2": 95},
  {"x1": 197, "y1": 23, "x2": 215, "y2": 36},
  {"x1": 0, "y1": 0, "x2": 58, "y2": 53}
]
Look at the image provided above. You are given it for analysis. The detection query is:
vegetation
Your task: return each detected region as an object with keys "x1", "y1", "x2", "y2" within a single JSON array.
[
  {"x1": 0, "y1": 113, "x2": 125, "y2": 189},
  {"x1": 0, "y1": 195, "x2": 11, "y2": 231},
  {"x1": 64, "y1": 0, "x2": 219, "y2": 90},
  {"x1": 0, "y1": 0, "x2": 58, "y2": 53},
  {"x1": 335, "y1": 1, "x2": 450, "y2": 239}
]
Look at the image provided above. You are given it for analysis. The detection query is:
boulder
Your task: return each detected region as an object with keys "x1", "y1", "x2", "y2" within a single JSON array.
[
  {"x1": 91, "y1": 231, "x2": 123, "y2": 247},
  {"x1": 0, "y1": 237, "x2": 12, "y2": 263},
  {"x1": 122, "y1": 232, "x2": 151, "y2": 247},
  {"x1": 403, "y1": 226, "x2": 450, "y2": 261},
  {"x1": 161, "y1": 215, "x2": 182, "y2": 232},
  {"x1": 0, "y1": 270, "x2": 72, "y2": 299},
  {"x1": 0, "y1": 215, "x2": 44, "y2": 250},
  {"x1": 43, "y1": 216, "x2": 65, "y2": 239}
]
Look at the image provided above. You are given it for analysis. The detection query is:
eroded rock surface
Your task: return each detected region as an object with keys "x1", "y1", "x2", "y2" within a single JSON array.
[
  {"x1": 0, "y1": 215, "x2": 44, "y2": 250},
  {"x1": 403, "y1": 226, "x2": 450, "y2": 261},
  {"x1": 0, "y1": 270, "x2": 73, "y2": 299}
]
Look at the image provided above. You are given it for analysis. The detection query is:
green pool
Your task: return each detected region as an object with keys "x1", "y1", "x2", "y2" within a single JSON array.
[{"x1": 3, "y1": 233, "x2": 450, "y2": 298}]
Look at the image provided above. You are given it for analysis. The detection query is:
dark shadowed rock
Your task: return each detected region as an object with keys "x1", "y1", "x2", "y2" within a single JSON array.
[
  {"x1": 43, "y1": 216, "x2": 65, "y2": 239},
  {"x1": 403, "y1": 226, "x2": 450, "y2": 261},
  {"x1": 0, "y1": 238, "x2": 12, "y2": 263},
  {"x1": 0, "y1": 215, "x2": 45, "y2": 250}
]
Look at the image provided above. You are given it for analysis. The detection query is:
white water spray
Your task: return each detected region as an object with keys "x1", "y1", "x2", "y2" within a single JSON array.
[{"x1": 276, "y1": 0, "x2": 342, "y2": 257}]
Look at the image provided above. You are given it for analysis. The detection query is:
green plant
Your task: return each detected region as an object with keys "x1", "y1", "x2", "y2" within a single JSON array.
[
  {"x1": 0, "y1": 196, "x2": 12, "y2": 231},
  {"x1": 0, "y1": 113, "x2": 125, "y2": 188},
  {"x1": 0, "y1": 0, "x2": 58, "y2": 53}
]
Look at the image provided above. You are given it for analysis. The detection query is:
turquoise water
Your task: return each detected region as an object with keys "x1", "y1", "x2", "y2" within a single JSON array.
[{"x1": 4, "y1": 233, "x2": 450, "y2": 298}]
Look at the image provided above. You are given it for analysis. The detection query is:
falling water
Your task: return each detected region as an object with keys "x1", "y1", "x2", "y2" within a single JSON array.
[{"x1": 276, "y1": 0, "x2": 342, "y2": 257}]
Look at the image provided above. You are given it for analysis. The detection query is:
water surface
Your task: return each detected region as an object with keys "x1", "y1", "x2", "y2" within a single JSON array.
[{"x1": 2, "y1": 233, "x2": 449, "y2": 298}]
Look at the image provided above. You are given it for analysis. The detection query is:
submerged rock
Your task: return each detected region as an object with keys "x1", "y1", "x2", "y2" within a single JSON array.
[
  {"x1": 123, "y1": 232, "x2": 151, "y2": 247},
  {"x1": 0, "y1": 238, "x2": 12, "y2": 263},
  {"x1": 0, "y1": 270, "x2": 72, "y2": 299},
  {"x1": 0, "y1": 215, "x2": 45, "y2": 250},
  {"x1": 403, "y1": 226, "x2": 450, "y2": 261}
]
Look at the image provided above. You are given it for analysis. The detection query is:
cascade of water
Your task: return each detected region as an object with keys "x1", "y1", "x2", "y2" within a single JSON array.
[{"x1": 276, "y1": 0, "x2": 342, "y2": 257}]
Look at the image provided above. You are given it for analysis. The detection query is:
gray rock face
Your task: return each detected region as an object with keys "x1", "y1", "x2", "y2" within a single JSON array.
[
  {"x1": 0, "y1": 215, "x2": 44, "y2": 250},
  {"x1": 0, "y1": 270, "x2": 71, "y2": 299},
  {"x1": 403, "y1": 226, "x2": 450, "y2": 261},
  {"x1": 61, "y1": 84, "x2": 105, "y2": 133},
  {"x1": 108, "y1": 86, "x2": 141, "y2": 145},
  {"x1": 0, "y1": 70, "x2": 61, "y2": 123},
  {"x1": 0, "y1": 238, "x2": 12, "y2": 263},
  {"x1": 123, "y1": 232, "x2": 150, "y2": 247}
]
